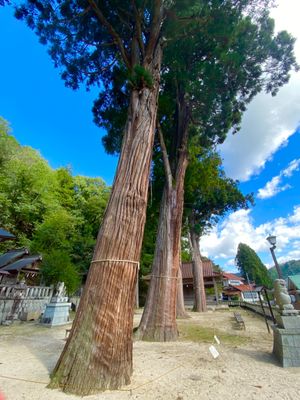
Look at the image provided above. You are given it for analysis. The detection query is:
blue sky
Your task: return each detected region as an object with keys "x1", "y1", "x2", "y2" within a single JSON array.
[
  {"x1": 201, "y1": 1, "x2": 300, "y2": 271},
  {"x1": 0, "y1": 6, "x2": 118, "y2": 184},
  {"x1": 1, "y1": 2, "x2": 300, "y2": 272}
]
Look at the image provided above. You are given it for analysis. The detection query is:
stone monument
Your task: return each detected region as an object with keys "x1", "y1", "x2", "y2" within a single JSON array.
[
  {"x1": 272, "y1": 279, "x2": 300, "y2": 367},
  {"x1": 40, "y1": 282, "x2": 71, "y2": 327}
]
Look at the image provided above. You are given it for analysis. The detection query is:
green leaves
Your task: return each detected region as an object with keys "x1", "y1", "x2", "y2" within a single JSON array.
[
  {"x1": 0, "y1": 119, "x2": 59, "y2": 242},
  {"x1": 41, "y1": 250, "x2": 80, "y2": 295},
  {"x1": 128, "y1": 65, "x2": 154, "y2": 89},
  {"x1": 185, "y1": 149, "x2": 253, "y2": 236},
  {"x1": 0, "y1": 118, "x2": 110, "y2": 292},
  {"x1": 235, "y1": 243, "x2": 273, "y2": 288}
]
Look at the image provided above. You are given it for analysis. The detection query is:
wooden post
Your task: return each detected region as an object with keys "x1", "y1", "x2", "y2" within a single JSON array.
[
  {"x1": 258, "y1": 291, "x2": 270, "y2": 333},
  {"x1": 213, "y1": 277, "x2": 219, "y2": 305}
]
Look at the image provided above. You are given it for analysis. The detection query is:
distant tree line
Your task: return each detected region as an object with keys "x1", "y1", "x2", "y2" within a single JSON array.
[
  {"x1": 0, "y1": 118, "x2": 110, "y2": 293},
  {"x1": 269, "y1": 259, "x2": 300, "y2": 280}
]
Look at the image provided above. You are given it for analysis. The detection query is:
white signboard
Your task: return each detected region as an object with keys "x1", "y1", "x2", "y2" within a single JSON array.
[{"x1": 209, "y1": 345, "x2": 220, "y2": 359}]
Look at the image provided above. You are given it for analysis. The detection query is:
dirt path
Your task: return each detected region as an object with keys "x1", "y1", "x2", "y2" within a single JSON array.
[{"x1": 0, "y1": 308, "x2": 299, "y2": 400}]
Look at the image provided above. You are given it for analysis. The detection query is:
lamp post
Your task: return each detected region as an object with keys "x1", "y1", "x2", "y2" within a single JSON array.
[{"x1": 266, "y1": 235, "x2": 283, "y2": 279}]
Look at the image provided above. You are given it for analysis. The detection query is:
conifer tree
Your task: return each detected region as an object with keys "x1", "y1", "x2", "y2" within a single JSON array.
[{"x1": 236, "y1": 243, "x2": 273, "y2": 288}]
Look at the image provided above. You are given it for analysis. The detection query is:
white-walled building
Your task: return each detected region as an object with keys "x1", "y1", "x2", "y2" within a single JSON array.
[{"x1": 222, "y1": 272, "x2": 259, "y2": 303}]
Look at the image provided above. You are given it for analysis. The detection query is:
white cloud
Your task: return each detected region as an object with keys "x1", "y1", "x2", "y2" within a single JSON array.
[
  {"x1": 272, "y1": 0, "x2": 300, "y2": 61},
  {"x1": 289, "y1": 206, "x2": 300, "y2": 223},
  {"x1": 219, "y1": 1, "x2": 300, "y2": 182},
  {"x1": 277, "y1": 250, "x2": 300, "y2": 264},
  {"x1": 201, "y1": 204, "x2": 300, "y2": 267},
  {"x1": 200, "y1": 209, "x2": 269, "y2": 259},
  {"x1": 257, "y1": 176, "x2": 286, "y2": 199},
  {"x1": 257, "y1": 159, "x2": 300, "y2": 199},
  {"x1": 226, "y1": 259, "x2": 236, "y2": 266},
  {"x1": 282, "y1": 159, "x2": 300, "y2": 177}
]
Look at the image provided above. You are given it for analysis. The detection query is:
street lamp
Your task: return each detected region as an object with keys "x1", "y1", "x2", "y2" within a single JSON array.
[{"x1": 266, "y1": 234, "x2": 283, "y2": 279}]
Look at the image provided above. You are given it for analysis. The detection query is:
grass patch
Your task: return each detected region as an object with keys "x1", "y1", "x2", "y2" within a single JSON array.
[{"x1": 178, "y1": 322, "x2": 250, "y2": 346}]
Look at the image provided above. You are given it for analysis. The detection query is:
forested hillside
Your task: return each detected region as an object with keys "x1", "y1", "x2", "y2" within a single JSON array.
[
  {"x1": 0, "y1": 118, "x2": 110, "y2": 292},
  {"x1": 269, "y1": 259, "x2": 300, "y2": 280}
]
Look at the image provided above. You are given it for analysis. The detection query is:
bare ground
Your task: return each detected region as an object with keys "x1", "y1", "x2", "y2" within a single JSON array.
[{"x1": 0, "y1": 308, "x2": 299, "y2": 400}]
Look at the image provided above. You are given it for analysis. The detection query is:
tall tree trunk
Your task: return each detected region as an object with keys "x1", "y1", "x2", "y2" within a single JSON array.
[
  {"x1": 176, "y1": 266, "x2": 189, "y2": 318},
  {"x1": 137, "y1": 126, "x2": 188, "y2": 341},
  {"x1": 49, "y1": 45, "x2": 162, "y2": 395},
  {"x1": 137, "y1": 90, "x2": 190, "y2": 341},
  {"x1": 190, "y1": 229, "x2": 206, "y2": 312}
]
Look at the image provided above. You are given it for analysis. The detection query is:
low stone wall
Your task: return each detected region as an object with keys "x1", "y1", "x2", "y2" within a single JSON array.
[
  {"x1": 0, "y1": 284, "x2": 53, "y2": 324},
  {"x1": 228, "y1": 300, "x2": 279, "y2": 320},
  {"x1": 240, "y1": 301, "x2": 279, "y2": 320}
]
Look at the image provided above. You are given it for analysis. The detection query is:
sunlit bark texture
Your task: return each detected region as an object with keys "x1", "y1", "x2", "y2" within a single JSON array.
[
  {"x1": 49, "y1": 46, "x2": 162, "y2": 395},
  {"x1": 137, "y1": 100, "x2": 189, "y2": 340},
  {"x1": 177, "y1": 267, "x2": 190, "y2": 318},
  {"x1": 190, "y1": 230, "x2": 206, "y2": 312}
]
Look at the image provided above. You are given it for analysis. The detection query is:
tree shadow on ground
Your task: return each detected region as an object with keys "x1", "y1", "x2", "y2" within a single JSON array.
[
  {"x1": 233, "y1": 347, "x2": 281, "y2": 367},
  {"x1": 21, "y1": 324, "x2": 68, "y2": 373}
]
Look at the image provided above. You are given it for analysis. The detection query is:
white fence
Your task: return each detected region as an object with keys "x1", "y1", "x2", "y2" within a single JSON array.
[
  {"x1": 0, "y1": 284, "x2": 54, "y2": 324},
  {"x1": 0, "y1": 284, "x2": 53, "y2": 299}
]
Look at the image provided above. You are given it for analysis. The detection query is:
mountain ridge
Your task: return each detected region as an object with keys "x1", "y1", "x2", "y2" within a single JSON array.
[{"x1": 269, "y1": 259, "x2": 300, "y2": 280}]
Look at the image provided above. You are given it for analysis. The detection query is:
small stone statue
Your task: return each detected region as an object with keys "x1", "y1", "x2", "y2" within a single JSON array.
[
  {"x1": 274, "y1": 279, "x2": 294, "y2": 311},
  {"x1": 55, "y1": 282, "x2": 66, "y2": 298}
]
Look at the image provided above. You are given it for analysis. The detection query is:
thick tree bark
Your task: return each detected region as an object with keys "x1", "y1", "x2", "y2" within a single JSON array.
[
  {"x1": 176, "y1": 267, "x2": 190, "y2": 318},
  {"x1": 190, "y1": 230, "x2": 207, "y2": 312},
  {"x1": 137, "y1": 122, "x2": 189, "y2": 341},
  {"x1": 49, "y1": 44, "x2": 163, "y2": 395},
  {"x1": 137, "y1": 89, "x2": 190, "y2": 341}
]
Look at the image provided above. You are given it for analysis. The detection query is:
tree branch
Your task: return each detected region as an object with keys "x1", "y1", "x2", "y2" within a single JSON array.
[
  {"x1": 157, "y1": 120, "x2": 173, "y2": 190},
  {"x1": 145, "y1": 0, "x2": 163, "y2": 63},
  {"x1": 132, "y1": 0, "x2": 145, "y2": 59},
  {"x1": 87, "y1": 0, "x2": 131, "y2": 70}
]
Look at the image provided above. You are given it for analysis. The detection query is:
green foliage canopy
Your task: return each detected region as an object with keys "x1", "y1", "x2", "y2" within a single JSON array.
[
  {"x1": 0, "y1": 118, "x2": 110, "y2": 292},
  {"x1": 235, "y1": 242, "x2": 273, "y2": 288},
  {"x1": 185, "y1": 149, "x2": 253, "y2": 236}
]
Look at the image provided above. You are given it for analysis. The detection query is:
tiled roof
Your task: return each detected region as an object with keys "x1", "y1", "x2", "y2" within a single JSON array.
[
  {"x1": 2, "y1": 255, "x2": 42, "y2": 272},
  {"x1": 0, "y1": 228, "x2": 15, "y2": 242},
  {"x1": 222, "y1": 272, "x2": 245, "y2": 281},
  {"x1": 0, "y1": 248, "x2": 29, "y2": 269},
  {"x1": 230, "y1": 284, "x2": 254, "y2": 292},
  {"x1": 181, "y1": 260, "x2": 217, "y2": 279}
]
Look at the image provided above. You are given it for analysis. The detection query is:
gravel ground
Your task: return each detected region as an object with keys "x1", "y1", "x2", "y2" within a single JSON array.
[{"x1": 0, "y1": 308, "x2": 299, "y2": 400}]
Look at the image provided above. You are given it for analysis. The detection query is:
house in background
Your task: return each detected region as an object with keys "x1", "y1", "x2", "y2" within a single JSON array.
[
  {"x1": 0, "y1": 228, "x2": 51, "y2": 324},
  {"x1": 222, "y1": 273, "x2": 245, "y2": 287},
  {"x1": 287, "y1": 275, "x2": 300, "y2": 310},
  {"x1": 0, "y1": 236, "x2": 42, "y2": 285},
  {"x1": 181, "y1": 260, "x2": 221, "y2": 307},
  {"x1": 222, "y1": 272, "x2": 259, "y2": 303},
  {"x1": 142, "y1": 259, "x2": 221, "y2": 308}
]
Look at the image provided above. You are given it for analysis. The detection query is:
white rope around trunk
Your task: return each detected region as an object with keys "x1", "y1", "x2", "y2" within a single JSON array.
[
  {"x1": 150, "y1": 275, "x2": 178, "y2": 280},
  {"x1": 91, "y1": 259, "x2": 140, "y2": 269}
]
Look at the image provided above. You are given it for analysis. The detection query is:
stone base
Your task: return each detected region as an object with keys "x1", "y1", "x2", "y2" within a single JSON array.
[
  {"x1": 272, "y1": 325, "x2": 300, "y2": 367},
  {"x1": 40, "y1": 302, "x2": 71, "y2": 327},
  {"x1": 50, "y1": 296, "x2": 68, "y2": 303},
  {"x1": 276, "y1": 314, "x2": 300, "y2": 329},
  {"x1": 281, "y1": 309, "x2": 300, "y2": 317}
]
